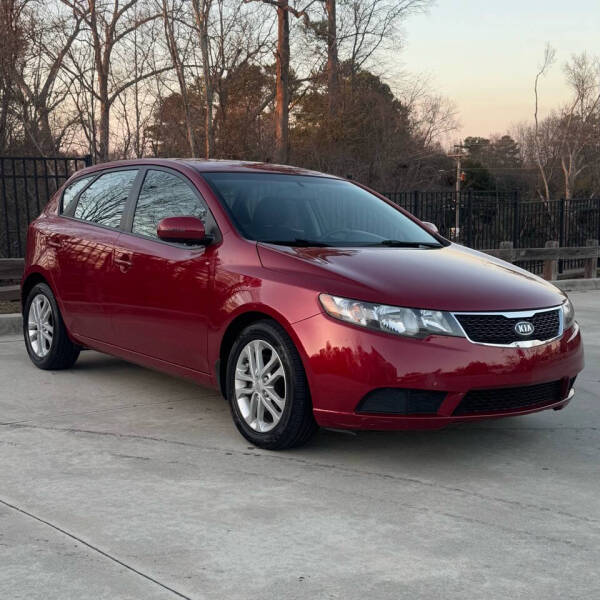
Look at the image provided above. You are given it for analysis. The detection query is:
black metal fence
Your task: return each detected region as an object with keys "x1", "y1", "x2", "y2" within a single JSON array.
[
  {"x1": 1, "y1": 158, "x2": 599, "y2": 273},
  {"x1": 0, "y1": 155, "x2": 91, "y2": 258},
  {"x1": 385, "y1": 191, "x2": 600, "y2": 275}
]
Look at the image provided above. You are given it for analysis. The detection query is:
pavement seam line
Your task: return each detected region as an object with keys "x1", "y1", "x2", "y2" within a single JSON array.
[
  {"x1": 0, "y1": 497, "x2": 197, "y2": 600},
  {"x1": 0, "y1": 396, "x2": 206, "y2": 426}
]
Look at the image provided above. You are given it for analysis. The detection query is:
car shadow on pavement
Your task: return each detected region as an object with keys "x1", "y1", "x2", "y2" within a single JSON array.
[{"x1": 48, "y1": 350, "x2": 586, "y2": 479}]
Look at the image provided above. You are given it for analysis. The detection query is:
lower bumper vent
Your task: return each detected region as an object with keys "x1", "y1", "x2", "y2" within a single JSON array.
[
  {"x1": 453, "y1": 380, "x2": 563, "y2": 416},
  {"x1": 356, "y1": 388, "x2": 446, "y2": 415}
]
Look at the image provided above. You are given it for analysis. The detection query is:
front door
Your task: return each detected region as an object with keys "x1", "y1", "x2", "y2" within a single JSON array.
[{"x1": 106, "y1": 168, "x2": 218, "y2": 374}]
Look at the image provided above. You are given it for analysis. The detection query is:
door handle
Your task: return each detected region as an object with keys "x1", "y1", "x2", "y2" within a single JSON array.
[
  {"x1": 47, "y1": 235, "x2": 62, "y2": 249},
  {"x1": 114, "y1": 252, "x2": 133, "y2": 271}
]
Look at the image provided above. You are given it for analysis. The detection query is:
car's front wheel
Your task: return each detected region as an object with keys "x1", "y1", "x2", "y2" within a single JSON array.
[
  {"x1": 23, "y1": 282, "x2": 80, "y2": 370},
  {"x1": 226, "y1": 320, "x2": 317, "y2": 449}
]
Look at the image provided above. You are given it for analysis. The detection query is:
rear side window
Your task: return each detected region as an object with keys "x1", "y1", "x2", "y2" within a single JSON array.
[
  {"x1": 132, "y1": 169, "x2": 208, "y2": 239},
  {"x1": 74, "y1": 170, "x2": 138, "y2": 229},
  {"x1": 61, "y1": 176, "x2": 94, "y2": 214}
]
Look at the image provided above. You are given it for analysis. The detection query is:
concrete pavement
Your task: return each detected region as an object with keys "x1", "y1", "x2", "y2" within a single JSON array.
[{"x1": 0, "y1": 291, "x2": 599, "y2": 599}]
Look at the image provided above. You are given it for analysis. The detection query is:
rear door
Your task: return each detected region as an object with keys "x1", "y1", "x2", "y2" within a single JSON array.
[
  {"x1": 53, "y1": 168, "x2": 140, "y2": 341},
  {"x1": 105, "y1": 167, "x2": 219, "y2": 373}
]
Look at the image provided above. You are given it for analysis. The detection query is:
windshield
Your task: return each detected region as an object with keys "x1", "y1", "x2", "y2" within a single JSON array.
[{"x1": 202, "y1": 173, "x2": 442, "y2": 248}]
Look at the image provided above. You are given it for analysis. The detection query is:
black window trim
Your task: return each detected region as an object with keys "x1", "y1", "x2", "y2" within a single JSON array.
[
  {"x1": 119, "y1": 165, "x2": 221, "y2": 248},
  {"x1": 59, "y1": 166, "x2": 143, "y2": 233}
]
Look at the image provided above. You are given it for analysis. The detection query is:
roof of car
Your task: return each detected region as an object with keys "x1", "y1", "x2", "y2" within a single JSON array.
[{"x1": 75, "y1": 158, "x2": 341, "y2": 179}]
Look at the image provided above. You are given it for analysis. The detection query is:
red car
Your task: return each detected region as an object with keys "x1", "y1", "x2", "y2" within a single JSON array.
[{"x1": 22, "y1": 159, "x2": 584, "y2": 449}]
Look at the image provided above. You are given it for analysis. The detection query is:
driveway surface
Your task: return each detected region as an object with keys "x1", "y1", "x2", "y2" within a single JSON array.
[{"x1": 1, "y1": 291, "x2": 599, "y2": 599}]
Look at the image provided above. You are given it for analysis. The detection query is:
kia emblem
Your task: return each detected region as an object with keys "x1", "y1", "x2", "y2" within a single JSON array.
[{"x1": 514, "y1": 321, "x2": 535, "y2": 336}]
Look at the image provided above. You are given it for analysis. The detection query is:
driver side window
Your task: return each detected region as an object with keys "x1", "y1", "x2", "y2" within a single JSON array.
[{"x1": 132, "y1": 169, "x2": 208, "y2": 239}]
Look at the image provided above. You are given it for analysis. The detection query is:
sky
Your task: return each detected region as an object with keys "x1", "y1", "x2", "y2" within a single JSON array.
[{"x1": 398, "y1": 0, "x2": 599, "y2": 141}]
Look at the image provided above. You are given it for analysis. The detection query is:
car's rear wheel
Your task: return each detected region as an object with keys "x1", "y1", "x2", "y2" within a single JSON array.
[
  {"x1": 24, "y1": 283, "x2": 80, "y2": 370},
  {"x1": 226, "y1": 320, "x2": 317, "y2": 449}
]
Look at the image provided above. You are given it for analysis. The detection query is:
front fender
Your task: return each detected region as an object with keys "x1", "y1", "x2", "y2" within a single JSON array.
[{"x1": 206, "y1": 277, "x2": 323, "y2": 389}]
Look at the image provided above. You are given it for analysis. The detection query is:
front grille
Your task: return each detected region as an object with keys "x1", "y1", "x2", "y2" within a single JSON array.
[
  {"x1": 455, "y1": 308, "x2": 560, "y2": 345},
  {"x1": 356, "y1": 388, "x2": 446, "y2": 415},
  {"x1": 453, "y1": 380, "x2": 563, "y2": 416}
]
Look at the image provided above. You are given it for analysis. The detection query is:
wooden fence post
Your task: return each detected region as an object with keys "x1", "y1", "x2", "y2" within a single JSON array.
[
  {"x1": 0, "y1": 258, "x2": 25, "y2": 301},
  {"x1": 499, "y1": 241, "x2": 514, "y2": 263},
  {"x1": 584, "y1": 239, "x2": 598, "y2": 279},
  {"x1": 543, "y1": 240, "x2": 559, "y2": 281}
]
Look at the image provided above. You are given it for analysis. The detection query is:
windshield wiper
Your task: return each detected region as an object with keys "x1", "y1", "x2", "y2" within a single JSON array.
[
  {"x1": 370, "y1": 240, "x2": 442, "y2": 248},
  {"x1": 260, "y1": 238, "x2": 332, "y2": 247}
]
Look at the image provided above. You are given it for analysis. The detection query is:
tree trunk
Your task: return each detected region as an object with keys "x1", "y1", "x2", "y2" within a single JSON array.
[
  {"x1": 0, "y1": 91, "x2": 9, "y2": 152},
  {"x1": 37, "y1": 106, "x2": 58, "y2": 154},
  {"x1": 192, "y1": 0, "x2": 214, "y2": 158},
  {"x1": 325, "y1": 0, "x2": 338, "y2": 119},
  {"x1": 274, "y1": 1, "x2": 289, "y2": 164},
  {"x1": 562, "y1": 156, "x2": 574, "y2": 200},
  {"x1": 98, "y1": 102, "x2": 110, "y2": 162},
  {"x1": 565, "y1": 179, "x2": 573, "y2": 200},
  {"x1": 97, "y1": 71, "x2": 110, "y2": 162},
  {"x1": 200, "y1": 24, "x2": 214, "y2": 158},
  {"x1": 163, "y1": 0, "x2": 197, "y2": 157}
]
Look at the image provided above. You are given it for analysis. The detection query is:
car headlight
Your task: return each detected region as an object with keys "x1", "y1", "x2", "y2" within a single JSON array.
[
  {"x1": 562, "y1": 298, "x2": 575, "y2": 330},
  {"x1": 319, "y1": 294, "x2": 464, "y2": 339}
]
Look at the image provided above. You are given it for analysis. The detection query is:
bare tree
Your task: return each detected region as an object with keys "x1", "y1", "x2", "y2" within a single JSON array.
[
  {"x1": 559, "y1": 53, "x2": 600, "y2": 199},
  {"x1": 324, "y1": 0, "x2": 338, "y2": 117},
  {"x1": 274, "y1": 0, "x2": 291, "y2": 162},
  {"x1": 0, "y1": 0, "x2": 27, "y2": 152},
  {"x1": 161, "y1": 0, "x2": 198, "y2": 156},
  {"x1": 211, "y1": 0, "x2": 275, "y2": 148},
  {"x1": 60, "y1": 0, "x2": 168, "y2": 162},
  {"x1": 160, "y1": 0, "x2": 272, "y2": 159},
  {"x1": 400, "y1": 75, "x2": 458, "y2": 147},
  {"x1": 191, "y1": 0, "x2": 215, "y2": 157},
  {"x1": 338, "y1": 0, "x2": 430, "y2": 75},
  {"x1": 112, "y1": 11, "x2": 164, "y2": 158},
  {"x1": 531, "y1": 47, "x2": 600, "y2": 201},
  {"x1": 244, "y1": 0, "x2": 314, "y2": 163},
  {"x1": 8, "y1": 1, "x2": 85, "y2": 154},
  {"x1": 532, "y1": 43, "x2": 556, "y2": 202}
]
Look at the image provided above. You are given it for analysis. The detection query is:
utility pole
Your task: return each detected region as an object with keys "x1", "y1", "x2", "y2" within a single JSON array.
[{"x1": 448, "y1": 143, "x2": 467, "y2": 242}]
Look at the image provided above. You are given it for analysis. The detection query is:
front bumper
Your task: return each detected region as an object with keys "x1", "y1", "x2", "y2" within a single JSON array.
[{"x1": 291, "y1": 312, "x2": 584, "y2": 430}]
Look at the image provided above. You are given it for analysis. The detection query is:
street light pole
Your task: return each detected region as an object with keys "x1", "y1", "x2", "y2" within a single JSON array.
[{"x1": 449, "y1": 143, "x2": 467, "y2": 242}]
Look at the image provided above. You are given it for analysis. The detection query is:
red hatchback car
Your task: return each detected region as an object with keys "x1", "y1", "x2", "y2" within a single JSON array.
[{"x1": 22, "y1": 159, "x2": 584, "y2": 448}]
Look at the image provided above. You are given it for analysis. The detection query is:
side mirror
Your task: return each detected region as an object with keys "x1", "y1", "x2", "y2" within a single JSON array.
[
  {"x1": 157, "y1": 216, "x2": 211, "y2": 245},
  {"x1": 422, "y1": 221, "x2": 439, "y2": 234}
]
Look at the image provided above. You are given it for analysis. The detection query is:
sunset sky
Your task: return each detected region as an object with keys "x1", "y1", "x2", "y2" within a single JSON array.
[{"x1": 400, "y1": 0, "x2": 599, "y2": 140}]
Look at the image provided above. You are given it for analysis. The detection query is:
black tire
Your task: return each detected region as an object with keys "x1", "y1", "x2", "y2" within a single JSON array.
[
  {"x1": 23, "y1": 282, "x2": 80, "y2": 370},
  {"x1": 226, "y1": 319, "x2": 317, "y2": 450}
]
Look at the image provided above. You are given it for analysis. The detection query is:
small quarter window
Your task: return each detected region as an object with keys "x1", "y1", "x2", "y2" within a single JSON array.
[
  {"x1": 74, "y1": 170, "x2": 138, "y2": 229},
  {"x1": 132, "y1": 170, "x2": 208, "y2": 239},
  {"x1": 61, "y1": 176, "x2": 94, "y2": 214}
]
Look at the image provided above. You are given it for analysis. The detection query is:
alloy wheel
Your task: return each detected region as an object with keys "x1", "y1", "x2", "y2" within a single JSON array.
[
  {"x1": 234, "y1": 339, "x2": 286, "y2": 432},
  {"x1": 28, "y1": 293, "x2": 54, "y2": 357}
]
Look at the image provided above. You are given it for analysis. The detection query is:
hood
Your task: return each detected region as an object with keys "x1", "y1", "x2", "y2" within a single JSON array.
[{"x1": 257, "y1": 243, "x2": 566, "y2": 312}]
